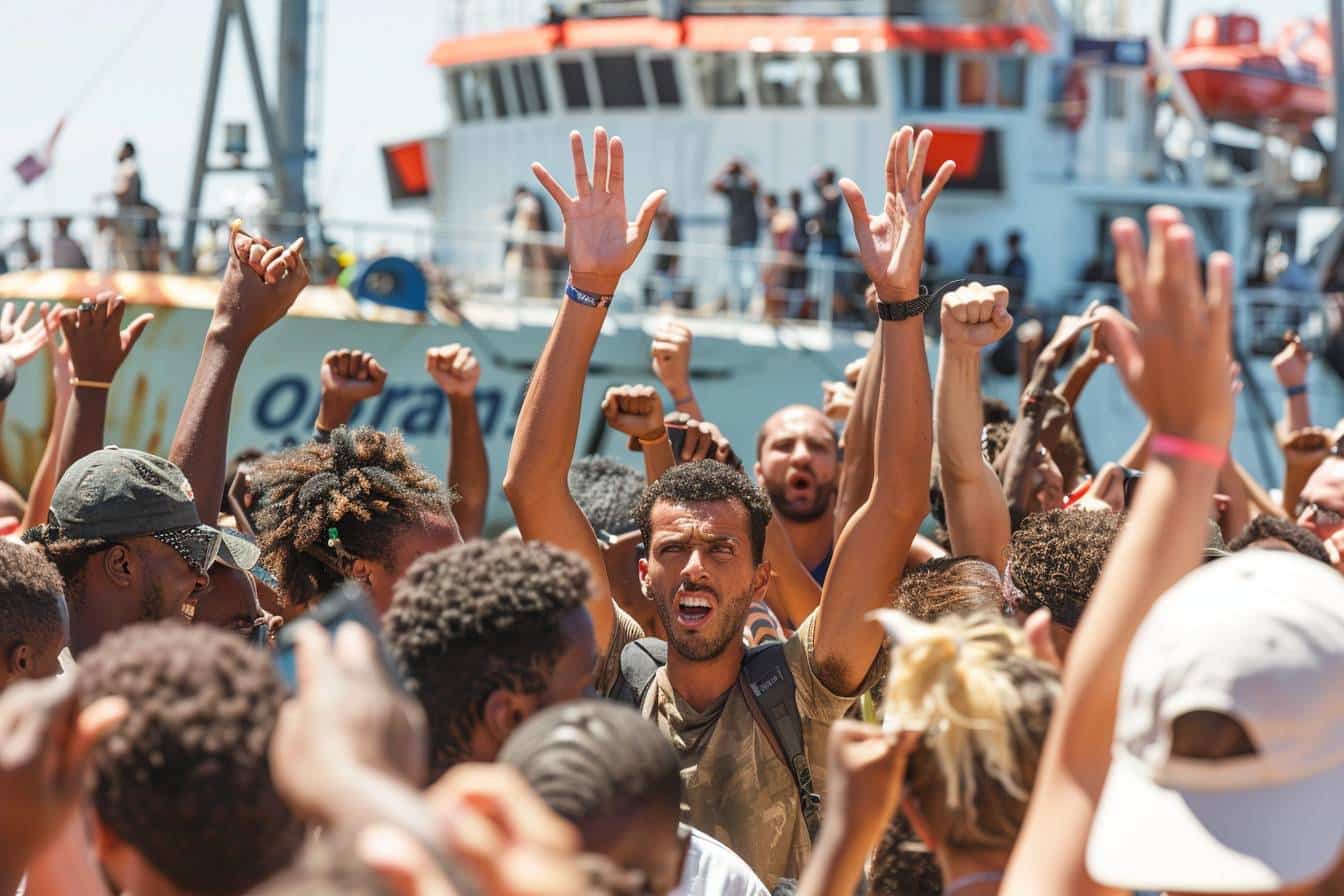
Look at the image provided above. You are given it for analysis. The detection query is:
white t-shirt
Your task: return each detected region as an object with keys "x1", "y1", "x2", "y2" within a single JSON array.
[{"x1": 672, "y1": 827, "x2": 771, "y2": 896}]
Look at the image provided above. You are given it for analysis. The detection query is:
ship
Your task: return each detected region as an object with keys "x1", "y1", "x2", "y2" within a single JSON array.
[{"x1": 3, "y1": 0, "x2": 1342, "y2": 532}]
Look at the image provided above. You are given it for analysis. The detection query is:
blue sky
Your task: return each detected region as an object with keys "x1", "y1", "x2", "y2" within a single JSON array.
[{"x1": 0, "y1": 0, "x2": 1327, "y2": 248}]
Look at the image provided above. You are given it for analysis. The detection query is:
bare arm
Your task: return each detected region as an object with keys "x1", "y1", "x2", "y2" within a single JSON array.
[
  {"x1": 650, "y1": 322, "x2": 705, "y2": 421},
  {"x1": 935, "y1": 283, "x2": 1014, "y2": 569},
  {"x1": 1057, "y1": 337, "x2": 1107, "y2": 409},
  {"x1": 812, "y1": 126, "x2": 953, "y2": 695},
  {"x1": 503, "y1": 128, "x2": 665, "y2": 652},
  {"x1": 172, "y1": 230, "x2": 307, "y2": 522},
  {"x1": 316, "y1": 348, "x2": 387, "y2": 432},
  {"x1": 55, "y1": 293, "x2": 152, "y2": 478},
  {"x1": 1278, "y1": 426, "x2": 1332, "y2": 515},
  {"x1": 21, "y1": 313, "x2": 71, "y2": 531},
  {"x1": 427, "y1": 345, "x2": 488, "y2": 539},
  {"x1": 833, "y1": 313, "x2": 882, "y2": 537},
  {"x1": 1272, "y1": 333, "x2": 1312, "y2": 433},
  {"x1": 1003, "y1": 208, "x2": 1235, "y2": 896}
]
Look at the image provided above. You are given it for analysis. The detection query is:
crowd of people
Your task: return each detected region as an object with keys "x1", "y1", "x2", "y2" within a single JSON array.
[{"x1": 2, "y1": 123, "x2": 1344, "y2": 896}]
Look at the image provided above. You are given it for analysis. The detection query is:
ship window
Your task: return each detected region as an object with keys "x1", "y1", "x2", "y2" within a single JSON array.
[
  {"x1": 696, "y1": 53, "x2": 747, "y2": 107},
  {"x1": 595, "y1": 54, "x2": 646, "y2": 108},
  {"x1": 558, "y1": 59, "x2": 591, "y2": 109},
  {"x1": 511, "y1": 63, "x2": 534, "y2": 116},
  {"x1": 529, "y1": 59, "x2": 550, "y2": 113},
  {"x1": 452, "y1": 68, "x2": 486, "y2": 122},
  {"x1": 1104, "y1": 73, "x2": 1126, "y2": 119},
  {"x1": 649, "y1": 55, "x2": 681, "y2": 106},
  {"x1": 818, "y1": 54, "x2": 876, "y2": 107},
  {"x1": 958, "y1": 57, "x2": 990, "y2": 106},
  {"x1": 996, "y1": 57, "x2": 1027, "y2": 107},
  {"x1": 921, "y1": 53, "x2": 945, "y2": 108},
  {"x1": 755, "y1": 54, "x2": 804, "y2": 107},
  {"x1": 488, "y1": 65, "x2": 510, "y2": 118}
]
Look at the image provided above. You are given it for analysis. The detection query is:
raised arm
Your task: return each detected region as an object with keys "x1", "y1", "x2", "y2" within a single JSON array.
[
  {"x1": 811, "y1": 126, "x2": 952, "y2": 695},
  {"x1": 316, "y1": 348, "x2": 387, "y2": 433},
  {"x1": 833, "y1": 303, "x2": 882, "y2": 537},
  {"x1": 57, "y1": 293, "x2": 151, "y2": 479},
  {"x1": 502, "y1": 127, "x2": 665, "y2": 651},
  {"x1": 1272, "y1": 332, "x2": 1312, "y2": 433},
  {"x1": 601, "y1": 384, "x2": 676, "y2": 484},
  {"x1": 170, "y1": 228, "x2": 307, "y2": 522},
  {"x1": 1003, "y1": 206, "x2": 1234, "y2": 896},
  {"x1": 650, "y1": 322, "x2": 705, "y2": 421},
  {"x1": 427, "y1": 344, "x2": 488, "y2": 539},
  {"x1": 935, "y1": 283, "x2": 1014, "y2": 569},
  {"x1": 21, "y1": 310, "x2": 71, "y2": 531}
]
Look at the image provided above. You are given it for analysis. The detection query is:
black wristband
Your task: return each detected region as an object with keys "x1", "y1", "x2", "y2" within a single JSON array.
[
  {"x1": 875, "y1": 286, "x2": 933, "y2": 321},
  {"x1": 0, "y1": 354, "x2": 15, "y2": 403}
]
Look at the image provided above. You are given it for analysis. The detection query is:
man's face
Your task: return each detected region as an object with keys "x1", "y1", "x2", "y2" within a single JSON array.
[
  {"x1": 639, "y1": 499, "x2": 765, "y2": 662},
  {"x1": 129, "y1": 535, "x2": 208, "y2": 623},
  {"x1": 369, "y1": 513, "x2": 463, "y2": 614},
  {"x1": 191, "y1": 563, "x2": 268, "y2": 642},
  {"x1": 757, "y1": 408, "x2": 838, "y2": 523},
  {"x1": 596, "y1": 812, "x2": 687, "y2": 896},
  {"x1": 1297, "y1": 458, "x2": 1344, "y2": 541}
]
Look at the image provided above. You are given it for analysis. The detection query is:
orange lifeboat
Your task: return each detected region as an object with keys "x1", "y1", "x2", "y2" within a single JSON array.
[{"x1": 1172, "y1": 13, "x2": 1330, "y2": 127}]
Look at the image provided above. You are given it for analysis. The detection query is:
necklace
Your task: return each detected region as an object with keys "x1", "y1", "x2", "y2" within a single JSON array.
[{"x1": 943, "y1": 870, "x2": 1005, "y2": 895}]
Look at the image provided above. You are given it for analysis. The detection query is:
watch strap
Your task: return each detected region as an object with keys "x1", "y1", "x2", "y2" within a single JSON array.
[{"x1": 875, "y1": 286, "x2": 933, "y2": 321}]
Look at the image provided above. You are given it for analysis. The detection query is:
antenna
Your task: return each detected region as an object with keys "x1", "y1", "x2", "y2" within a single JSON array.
[{"x1": 178, "y1": 0, "x2": 314, "y2": 271}]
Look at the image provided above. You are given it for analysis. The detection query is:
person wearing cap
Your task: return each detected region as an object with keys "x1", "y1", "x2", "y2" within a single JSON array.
[{"x1": 22, "y1": 446, "x2": 259, "y2": 656}]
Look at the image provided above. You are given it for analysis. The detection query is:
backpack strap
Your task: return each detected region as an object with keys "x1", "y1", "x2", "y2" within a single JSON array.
[
  {"x1": 739, "y1": 642, "x2": 822, "y2": 843},
  {"x1": 612, "y1": 637, "x2": 668, "y2": 709}
]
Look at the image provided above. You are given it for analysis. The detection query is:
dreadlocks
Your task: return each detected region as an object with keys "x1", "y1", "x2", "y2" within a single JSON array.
[{"x1": 251, "y1": 426, "x2": 452, "y2": 606}]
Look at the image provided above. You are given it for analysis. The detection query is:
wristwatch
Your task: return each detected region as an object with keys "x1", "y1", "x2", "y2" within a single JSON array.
[{"x1": 875, "y1": 286, "x2": 932, "y2": 321}]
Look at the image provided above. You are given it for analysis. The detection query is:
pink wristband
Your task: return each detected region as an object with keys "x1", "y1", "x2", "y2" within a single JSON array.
[{"x1": 1151, "y1": 433, "x2": 1226, "y2": 469}]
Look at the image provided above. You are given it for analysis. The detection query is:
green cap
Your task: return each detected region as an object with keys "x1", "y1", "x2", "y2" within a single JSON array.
[{"x1": 47, "y1": 446, "x2": 259, "y2": 571}]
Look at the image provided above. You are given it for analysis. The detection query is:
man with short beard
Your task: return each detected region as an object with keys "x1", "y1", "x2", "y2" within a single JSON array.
[
  {"x1": 755, "y1": 405, "x2": 840, "y2": 583},
  {"x1": 503, "y1": 126, "x2": 950, "y2": 886}
]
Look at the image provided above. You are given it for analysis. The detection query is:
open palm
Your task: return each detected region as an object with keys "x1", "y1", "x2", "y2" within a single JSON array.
[
  {"x1": 532, "y1": 128, "x2": 666, "y2": 296},
  {"x1": 840, "y1": 127, "x2": 955, "y2": 300}
]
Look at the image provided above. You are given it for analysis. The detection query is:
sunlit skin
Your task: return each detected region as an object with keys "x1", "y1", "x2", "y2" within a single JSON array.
[
  {"x1": 638, "y1": 499, "x2": 770, "y2": 711},
  {"x1": 0, "y1": 596, "x2": 67, "y2": 691},
  {"x1": 1030, "y1": 445, "x2": 1065, "y2": 513},
  {"x1": 357, "y1": 512, "x2": 463, "y2": 615},
  {"x1": 69, "y1": 536, "x2": 207, "y2": 656},
  {"x1": 586, "y1": 807, "x2": 687, "y2": 896},
  {"x1": 190, "y1": 563, "x2": 278, "y2": 643},
  {"x1": 756, "y1": 405, "x2": 839, "y2": 571},
  {"x1": 1296, "y1": 457, "x2": 1344, "y2": 543}
]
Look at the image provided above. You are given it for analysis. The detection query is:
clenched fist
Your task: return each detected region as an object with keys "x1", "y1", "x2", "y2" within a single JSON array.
[
  {"x1": 602, "y1": 384, "x2": 665, "y2": 441},
  {"x1": 426, "y1": 344, "x2": 482, "y2": 397},
  {"x1": 939, "y1": 282, "x2": 1013, "y2": 351},
  {"x1": 321, "y1": 348, "x2": 388, "y2": 404},
  {"x1": 650, "y1": 322, "x2": 693, "y2": 396}
]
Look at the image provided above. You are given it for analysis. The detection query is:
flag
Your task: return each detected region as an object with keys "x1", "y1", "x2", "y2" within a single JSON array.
[{"x1": 13, "y1": 118, "x2": 64, "y2": 186}]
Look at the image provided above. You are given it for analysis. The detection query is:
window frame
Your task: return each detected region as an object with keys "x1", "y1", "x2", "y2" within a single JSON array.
[
  {"x1": 695, "y1": 50, "x2": 752, "y2": 109},
  {"x1": 593, "y1": 52, "x2": 648, "y2": 110},
  {"x1": 555, "y1": 53, "x2": 597, "y2": 111},
  {"x1": 815, "y1": 52, "x2": 878, "y2": 109}
]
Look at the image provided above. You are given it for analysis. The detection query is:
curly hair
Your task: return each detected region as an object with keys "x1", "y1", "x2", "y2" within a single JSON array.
[
  {"x1": 384, "y1": 540, "x2": 590, "y2": 775},
  {"x1": 635, "y1": 461, "x2": 773, "y2": 564},
  {"x1": 251, "y1": 427, "x2": 453, "y2": 606},
  {"x1": 568, "y1": 455, "x2": 645, "y2": 535},
  {"x1": 868, "y1": 814, "x2": 943, "y2": 896},
  {"x1": 0, "y1": 540, "x2": 66, "y2": 654},
  {"x1": 22, "y1": 530, "x2": 112, "y2": 606},
  {"x1": 982, "y1": 397, "x2": 1014, "y2": 426},
  {"x1": 1228, "y1": 515, "x2": 1332, "y2": 565},
  {"x1": 1007, "y1": 509, "x2": 1121, "y2": 629},
  {"x1": 498, "y1": 700, "x2": 681, "y2": 843},
  {"x1": 898, "y1": 556, "x2": 1004, "y2": 622},
  {"x1": 980, "y1": 421, "x2": 1013, "y2": 467},
  {"x1": 79, "y1": 621, "x2": 304, "y2": 895}
]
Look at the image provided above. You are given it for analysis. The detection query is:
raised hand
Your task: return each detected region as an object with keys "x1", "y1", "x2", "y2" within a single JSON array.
[
  {"x1": 1105, "y1": 207, "x2": 1235, "y2": 446},
  {"x1": 58, "y1": 292, "x2": 152, "y2": 383},
  {"x1": 650, "y1": 322, "x2": 693, "y2": 396},
  {"x1": 1279, "y1": 425, "x2": 1333, "y2": 470},
  {"x1": 425, "y1": 344, "x2": 481, "y2": 397},
  {"x1": 839, "y1": 126, "x2": 955, "y2": 300},
  {"x1": 822, "y1": 380, "x2": 855, "y2": 421},
  {"x1": 818, "y1": 720, "x2": 919, "y2": 860},
  {"x1": 940, "y1": 282, "x2": 1014, "y2": 351},
  {"x1": 663, "y1": 412, "x2": 738, "y2": 468},
  {"x1": 0, "y1": 674, "x2": 127, "y2": 881},
  {"x1": 602, "y1": 384, "x2": 665, "y2": 441},
  {"x1": 0, "y1": 301, "x2": 50, "y2": 368},
  {"x1": 531, "y1": 127, "x2": 666, "y2": 296},
  {"x1": 214, "y1": 223, "x2": 309, "y2": 348},
  {"x1": 42, "y1": 307, "x2": 72, "y2": 402},
  {"x1": 1273, "y1": 331, "x2": 1311, "y2": 389},
  {"x1": 1037, "y1": 302, "x2": 1102, "y2": 369},
  {"x1": 321, "y1": 348, "x2": 388, "y2": 404}
]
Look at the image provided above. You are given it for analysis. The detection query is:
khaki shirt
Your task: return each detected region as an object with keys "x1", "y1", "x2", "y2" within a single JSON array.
[{"x1": 598, "y1": 607, "x2": 870, "y2": 889}]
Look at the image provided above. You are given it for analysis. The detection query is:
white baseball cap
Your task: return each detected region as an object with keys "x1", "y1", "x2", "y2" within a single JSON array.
[{"x1": 1087, "y1": 550, "x2": 1344, "y2": 893}]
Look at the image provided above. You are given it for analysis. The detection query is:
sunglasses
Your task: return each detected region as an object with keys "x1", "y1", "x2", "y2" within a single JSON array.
[
  {"x1": 151, "y1": 526, "x2": 222, "y2": 576},
  {"x1": 1296, "y1": 500, "x2": 1344, "y2": 528}
]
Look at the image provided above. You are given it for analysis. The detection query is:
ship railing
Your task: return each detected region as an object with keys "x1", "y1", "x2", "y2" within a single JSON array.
[{"x1": 554, "y1": 0, "x2": 893, "y2": 18}]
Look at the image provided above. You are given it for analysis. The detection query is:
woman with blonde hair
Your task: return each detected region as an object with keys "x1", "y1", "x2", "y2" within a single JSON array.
[{"x1": 800, "y1": 610, "x2": 1059, "y2": 896}]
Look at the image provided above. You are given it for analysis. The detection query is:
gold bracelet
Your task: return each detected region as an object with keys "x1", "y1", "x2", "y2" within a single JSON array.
[
  {"x1": 638, "y1": 429, "x2": 669, "y2": 446},
  {"x1": 70, "y1": 378, "x2": 112, "y2": 390}
]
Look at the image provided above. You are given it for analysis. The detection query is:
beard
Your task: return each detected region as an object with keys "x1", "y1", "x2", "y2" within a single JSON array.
[
  {"x1": 653, "y1": 584, "x2": 753, "y2": 662},
  {"x1": 765, "y1": 479, "x2": 836, "y2": 524}
]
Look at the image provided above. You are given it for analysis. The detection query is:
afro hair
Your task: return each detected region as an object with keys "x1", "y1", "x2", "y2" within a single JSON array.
[
  {"x1": 1228, "y1": 514, "x2": 1332, "y2": 566},
  {"x1": 1007, "y1": 509, "x2": 1122, "y2": 629},
  {"x1": 568, "y1": 455, "x2": 645, "y2": 536},
  {"x1": 635, "y1": 461, "x2": 773, "y2": 564},
  {"x1": 0, "y1": 540, "x2": 66, "y2": 654},
  {"x1": 384, "y1": 539, "x2": 591, "y2": 775},
  {"x1": 79, "y1": 621, "x2": 303, "y2": 895}
]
